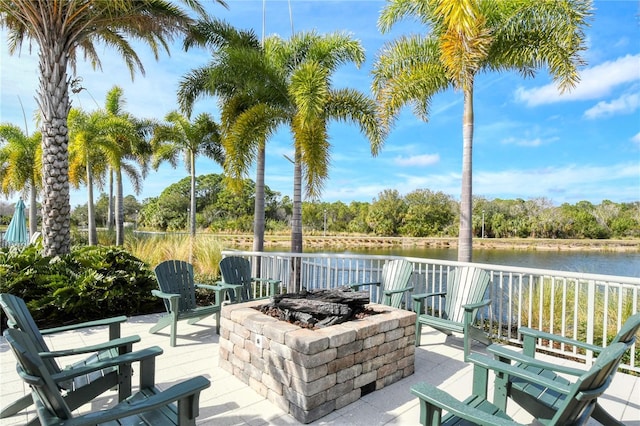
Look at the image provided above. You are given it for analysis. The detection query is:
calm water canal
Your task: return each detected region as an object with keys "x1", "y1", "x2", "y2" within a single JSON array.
[{"x1": 331, "y1": 247, "x2": 640, "y2": 278}]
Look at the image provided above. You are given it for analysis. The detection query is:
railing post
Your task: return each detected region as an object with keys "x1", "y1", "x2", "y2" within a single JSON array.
[{"x1": 586, "y1": 279, "x2": 596, "y2": 365}]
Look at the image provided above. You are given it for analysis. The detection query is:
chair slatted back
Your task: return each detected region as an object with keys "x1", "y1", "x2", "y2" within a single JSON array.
[
  {"x1": 219, "y1": 256, "x2": 253, "y2": 302},
  {"x1": 380, "y1": 259, "x2": 413, "y2": 308},
  {"x1": 612, "y1": 312, "x2": 640, "y2": 344},
  {"x1": 0, "y1": 293, "x2": 61, "y2": 376},
  {"x1": 552, "y1": 342, "x2": 627, "y2": 425},
  {"x1": 444, "y1": 267, "x2": 490, "y2": 324},
  {"x1": 154, "y1": 260, "x2": 197, "y2": 312},
  {"x1": 4, "y1": 328, "x2": 74, "y2": 420}
]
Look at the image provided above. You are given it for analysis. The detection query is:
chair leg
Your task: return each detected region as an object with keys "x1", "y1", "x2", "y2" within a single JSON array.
[
  {"x1": 591, "y1": 402, "x2": 626, "y2": 426},
  {"x1": 0, "y1": 394, "x2": 33, "y2": 418},
  {"x1": 215, "y1": 311, "x2": 221, "y2": 335},
  {"x1": 170, "y1": 316, "x2": 178, "y2": 347},
  {"x1": 415, "y1": 321, "x2": 422, "y2": 347},
  {"x1": 149, "y1": 314, "x2": 172, "y2": 334}
]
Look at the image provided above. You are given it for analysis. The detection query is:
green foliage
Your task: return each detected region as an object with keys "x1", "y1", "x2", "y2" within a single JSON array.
[
  {"x1": 401, "y1": 189, "x2": 456, "y2": 237},
  {"x1": 77, "y1": 176, "x2": 638, "y2": 240},
  {"x1": 367, "y1": 189, "x2": 407, "y2": 236},
  {"x1": 0, "y1": 245, "x2": 162, "y2": 329}
]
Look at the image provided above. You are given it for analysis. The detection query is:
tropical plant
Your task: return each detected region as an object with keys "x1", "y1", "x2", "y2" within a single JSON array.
[
  {"x1": 68, "y1": 108, "x2": 110, "y2": 245},
  {"x1": 372, "y1": 0, "x2": 592, "y2": 261},
  {"x1": 151, "y1": 111, "x2": 225, "y2": 239},
  {"x1": 0, "y1": 244, "x2": 161, "y2": 329},
  {"x1": 179, "y1": 19, "x2": 272, "y2": 254},
  {"x1": 179, "y1": 23, "x2": 384, "y2": 291},
  {"x1": 0, "y1": 123, "x2": 42, "y2": 236},
  {"x1": 0, "y1": 0, "x2": 226, "y2": 255},
  {"x1": 101, "y1": 87, "x2": 154, "y2": 246}
]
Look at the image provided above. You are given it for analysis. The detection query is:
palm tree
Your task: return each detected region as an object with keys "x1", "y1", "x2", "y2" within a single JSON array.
[
  {"x1": 102, "y1": 87, "x2": 152, "y2": 246},
  {"x1": 179, "y1": 19, "x2": 271, "y2": 254},
  {"x1": 68, "y1": 108, "x2": 110, "y2": 245},
  {"x1": 151, "y1": 111, "x2": 225, "y2": 238},
  {"x1": 0, "y1": 0, "x2": 226, "y2": 256},
  {"x1": 372, "y1": 0, "x2": 591, "y2": 262},
  {"x1": 0, "y1": 123, "x2": 42, "y2": 237},
  {"x1": 180, "y1": 26, "x2": 384, "y2": 291}
]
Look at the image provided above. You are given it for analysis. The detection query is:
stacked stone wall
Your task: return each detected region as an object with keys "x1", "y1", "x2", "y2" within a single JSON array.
[{"x1": 219, "y1": 301, "x2": 416, "y2": 423}]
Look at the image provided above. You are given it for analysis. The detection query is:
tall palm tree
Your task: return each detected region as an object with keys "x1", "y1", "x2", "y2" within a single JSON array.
[
  {"x1": 68, "y1": 108, "x2": 110, "y2": 245},
  {"x1": 180, "y1": 26, "x2": 384, "y2": 291},
  {"x1": 372, "y1": 0, "x2": 591, "y2": 262},
  {"x1": 102, "y1": 87, "x2": 152, "y2": 246},
  {"x1": 151, "y1": 111, "x2": 225, "y2": 238},
  {"x1": 0, "y1": 123, "x2": 42, "y2": 237},
  {"x1": 179, "y1": 19, "x2": 271, "y2": 254},
  {"x1": 0, "y1": 0, "x2": 226, "y2": 256}
]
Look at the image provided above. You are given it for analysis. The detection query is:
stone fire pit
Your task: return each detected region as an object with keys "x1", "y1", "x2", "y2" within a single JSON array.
[{"x1": 219, "y1": 299, "x2": 416, "y2": 423}]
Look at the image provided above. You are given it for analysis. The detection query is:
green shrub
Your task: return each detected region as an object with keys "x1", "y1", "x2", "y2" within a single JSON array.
[{"x1": 0, "y1": 244, "x2": 162, "y2": 329}]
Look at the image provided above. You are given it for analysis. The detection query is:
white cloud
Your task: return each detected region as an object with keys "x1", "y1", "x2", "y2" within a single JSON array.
[
  {"x1": 502, "y1": 138, "x2": 543, "y2": 147},
  {"x1": 394, "y1": 154, "x2": 440, "y2": 166},
  {"x1": 515, "y1": 54, "x2": 640, "y2": 107},
  {"x1": 632, "y1": 132, "x2": 640, "y2": 146},
  {"x1": 583, "y1": 92, "x2": 640, "y2": 119}
]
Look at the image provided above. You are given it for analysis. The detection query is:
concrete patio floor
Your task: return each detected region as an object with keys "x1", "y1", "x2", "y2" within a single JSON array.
[{"x1": 1, "y1": 312, "x2": 638, "y2": 425}]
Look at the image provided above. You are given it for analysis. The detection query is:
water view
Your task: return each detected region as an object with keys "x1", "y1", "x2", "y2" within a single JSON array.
[{"x1": 333, "y1": 247, "x2": 640, "y2": 278}]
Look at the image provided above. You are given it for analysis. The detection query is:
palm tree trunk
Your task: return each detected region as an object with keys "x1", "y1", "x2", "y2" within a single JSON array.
[
  {"x1": 37, "y1": 43, "x2": 71, "y2": 256},
  {"x1": 86, "y1": 160, "x2": 97, "y2": 245},
  {"x1": 458, "y1": 83, "x2": 474, "y2": 262},
  {"x1": 108, "y1": 168, "x2": 114, "y2": 231},
  {"x1": 253, "y1": 144, "x2": 266, "y2": 247},
  {"x1": 115, "y1": 169, "x2": 124, "y2": 245},
  {"x1": 253, "y1": 143, "x2": 266, "y2": 278},
  {"x1": 189, "y1": 151, "x2": 197, "y2": 238},
  {"x1": 188, "y1": 151, "x2": 197, "y2": 263},
  {"x1": 290, "y1": 146, "x2": 303, "y2": 292},
  {"x1": 28, "y1": 181, "x2": 37, "y2": 237}
]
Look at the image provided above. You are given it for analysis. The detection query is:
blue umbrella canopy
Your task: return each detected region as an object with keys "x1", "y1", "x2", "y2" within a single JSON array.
[{"x1": 4, "y1": 199, "x2": 28, "y2": 245}]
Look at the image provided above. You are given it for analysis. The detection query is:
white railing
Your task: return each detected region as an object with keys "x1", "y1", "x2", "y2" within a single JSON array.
[{"x1": 223, "y1": 249, "x2": 640, "y2": 374}]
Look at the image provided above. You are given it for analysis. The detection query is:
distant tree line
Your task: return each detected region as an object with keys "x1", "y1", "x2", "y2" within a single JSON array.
[{"x1": 67, "y1": 173, "x2": 639, "y2": 240}]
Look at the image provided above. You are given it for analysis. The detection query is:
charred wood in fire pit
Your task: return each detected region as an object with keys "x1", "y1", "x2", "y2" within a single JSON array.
[{"x1": 261, "y1": 287, "x2": 371, "y2": 328}]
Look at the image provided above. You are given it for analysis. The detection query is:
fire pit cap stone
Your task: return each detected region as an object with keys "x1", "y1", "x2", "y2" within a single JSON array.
[
  {"x1": 286, "y1": 329, "x2": 330, "y2": 354},
  {"x1": 314, "y1": 324, "x2": 357, "y2": 348},
  {"x1": 263, "y1": 319, "x2": 300, "y2": 344}
]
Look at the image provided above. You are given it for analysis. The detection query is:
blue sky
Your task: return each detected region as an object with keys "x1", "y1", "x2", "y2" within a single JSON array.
[{"x1": 1, "y1": 0, "x2": 639, "y2": 209}]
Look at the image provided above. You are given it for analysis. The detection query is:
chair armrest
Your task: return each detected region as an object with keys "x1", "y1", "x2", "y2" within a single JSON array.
[
  {"x1": 151, "y1": 289, "x2": 180, "y2": 300},
  {"x1": 194, "y1": 283, "x2": 226, "y2": 291},
  {"x1": 40, "y1": 315, "x2": 127, "y2": 337},
  {"x1": 48, "y1": 346, "x2": 164, "y2": 385},
  {"x1": 252, "y1": 278, "x2": 281, "y2": 284},
  {"x1": 215, "y1": 282, "x2": 244, "y2": 301},
  {"x1": 487, "y1": 344, "x2": 586, "y2": 377},
  {"x1": 348, "y1": 282, "x2": 381, "y2": 291},
  {"x1": 411, "y1": 382, "x2": 521, "y2": 426},
  {"x1": 55, "y1": 376, "x2": 211, "y2": 426},
  {"x1": 468, "y1": 353, "x2": 571, "y2": 395},
  {"x1": 518, "y1": 327, "x2": 603, "y2": 356},
  {"x1": 383, "y1": 286, "x2": 414, "y2": 295},
  {"x1": 411, "y1": 291, "x2": 446, "y2": 302},
  {"x1": 38, "y1": 335, "x2": 140, "y2": 359},
  {"x1": 462, "y1": 299, "x2": 491, "y2": 311}
]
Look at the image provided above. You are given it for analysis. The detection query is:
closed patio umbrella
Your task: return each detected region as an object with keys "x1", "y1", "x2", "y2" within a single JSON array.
[{"x1": 4, "y1": 199, "x2": 28, "y2": 245}]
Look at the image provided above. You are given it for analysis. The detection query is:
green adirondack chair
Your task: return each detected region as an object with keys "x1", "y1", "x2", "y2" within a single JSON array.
[
  {"x1": 412, "y1": 266, "x2": 492, "y2": 360},
  {"x1": 411, "y1": 341, "x2": 628, "y2": 426},
  {"x1": 348, "y1": 259, "x2": 414, "y2": 308},
  {"x1": 4, "y1": 328, "x2": 210, "y2": 426},
  {"x1": 218, "y1": 256, "x2": 280, "y2": 302},
  {"x1": 0, "y1": 293, "x2": 140, "y2": 420},
  {"x1": 150, "y1": 260, "x2": 225, "y2": 347},
  {"x1": 488, "y1": 312, "x2": 640, "y2": 426}
]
